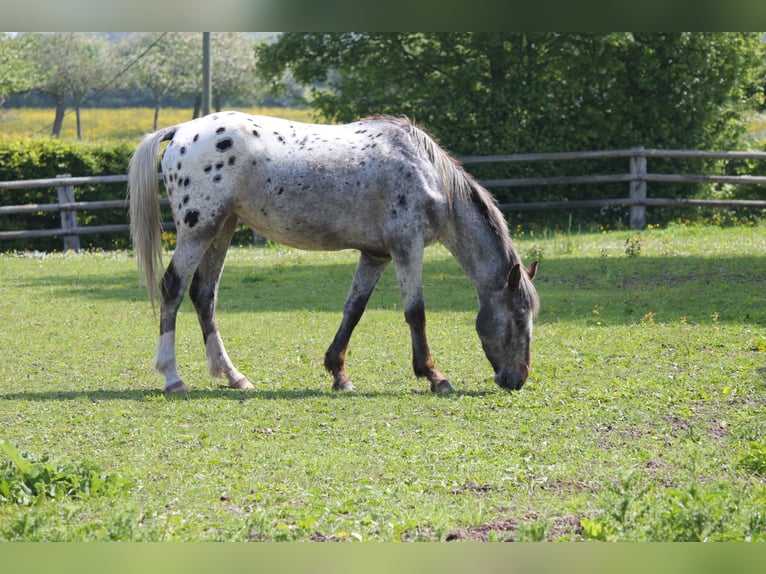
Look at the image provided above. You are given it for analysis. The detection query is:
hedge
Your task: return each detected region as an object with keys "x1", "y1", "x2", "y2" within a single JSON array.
[{"x1": 0, "y1": 138, "x2": 136, "y2": 251}]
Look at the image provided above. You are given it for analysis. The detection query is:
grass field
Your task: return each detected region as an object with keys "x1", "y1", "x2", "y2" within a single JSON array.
[
  {"x1": 0, "y1": 107, "x2": 318, "y2": 141},
  {"x1": 1, "y1": 223, "x2": 766, "y2": 541}
]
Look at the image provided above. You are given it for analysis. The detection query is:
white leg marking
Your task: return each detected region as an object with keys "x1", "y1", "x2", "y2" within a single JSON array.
[
  {"x1": 154, "y1": 331, "x2": 182, "y2": 389},
  {"x1": 205, "y1": 334, "x2": 252, "y2": 388}
]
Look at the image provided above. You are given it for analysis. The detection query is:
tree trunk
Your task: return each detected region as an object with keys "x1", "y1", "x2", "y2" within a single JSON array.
[
  {"x1": 192, "y1": 94, "x2": 202, "y2": 119},
  {"x1": 51, "y1": 96, "x2": 67, "y2": 138},
  {"x1": 153, "y1": 99, "x2": 161, "y2": 131},
  {"x1": 75, "y1": 106, "x2": 83, "y2": 140}
]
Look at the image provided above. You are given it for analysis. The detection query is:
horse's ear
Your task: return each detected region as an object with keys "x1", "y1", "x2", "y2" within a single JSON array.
[
  {"x1": 507, "y1": 263, "x2": 522, "y2": 290},
  {"x1": 527, "y1": 260, "x2": 538, "y2": 280}
]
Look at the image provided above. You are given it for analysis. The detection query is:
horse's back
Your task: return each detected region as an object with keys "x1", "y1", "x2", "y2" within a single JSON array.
[{"x1": 160, "y1": 112, "x2": 449, "y2": 251}]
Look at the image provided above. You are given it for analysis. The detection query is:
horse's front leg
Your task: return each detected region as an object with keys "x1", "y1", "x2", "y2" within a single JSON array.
[
  {"x1": 391, "y1": 245, "x2": 454, "y2": 393},
  {"x1": 325, "y1": 252, "x2": 390, "y2": 390}
]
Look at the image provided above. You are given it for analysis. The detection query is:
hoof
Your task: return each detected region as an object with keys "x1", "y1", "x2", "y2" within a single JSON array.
[
  {"x1": 430, "y1": 380, "x2": 455, "y2": 394},
  {"x1": 332, "y1": 377, "x2": 355, "y2": 391},
  {"x1": 229, "y1": 377, "x2": 254, "y2": 390},
  {"x1": 166, "y1": 381, "x2": 190, "y2": 393}
]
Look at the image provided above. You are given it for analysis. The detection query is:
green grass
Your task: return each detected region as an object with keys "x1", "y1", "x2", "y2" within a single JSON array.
[{"x1": 1, "y1": 224, "x2": 766, "y2": 541}]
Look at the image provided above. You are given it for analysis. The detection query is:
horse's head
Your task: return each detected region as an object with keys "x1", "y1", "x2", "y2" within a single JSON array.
[{"x1": 475, "y1": 261, "x2": 539, "y2": 391}]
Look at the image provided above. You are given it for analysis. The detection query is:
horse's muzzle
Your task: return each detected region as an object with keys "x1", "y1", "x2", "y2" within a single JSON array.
[{"x1": 494, "y1": 366, "x2": 529, "y2": 391}]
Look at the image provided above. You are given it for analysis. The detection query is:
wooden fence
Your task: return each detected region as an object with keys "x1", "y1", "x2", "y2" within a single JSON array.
[{"x1": 2, "y1": 147, "x2": 766, "y2": 250}]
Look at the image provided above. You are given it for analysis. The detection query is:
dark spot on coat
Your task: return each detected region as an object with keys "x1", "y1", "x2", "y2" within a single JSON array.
[
  {"x1": 204, "y1": 165, "x2": 212, "y2": 173},
  {"x1": 216, "y1": 127, "x2": 226, "y2": 134},
  {"x1": 228, "y1": 156, "x2": 236, "y2": 166},
  {"x1": 184, "y1": 210, "x2": 200, "y2": 228},
  {"x1": 398, "y1": 194, "x2": 407, "y2": 207},
  {"x1": 183, "y1": 177, "x2": 190, "y2": 187},
  {"x1": 193, "y1": 134, "x2": 199, "y2": 142},
  {"x1": 183, "y1": 195, "x2": 190, "y2": 204},
  {"x1": 180, "y1": 146, "x2": 186, "y2": 155},
  {"x1": 213, "y1": 174, "x2": 222, "y2": 183},
  {"x1": 177, "y1": 162, "x2": 182, "y2": 170},
  {"x1": 252, "y1": 129, "x2": 259, "y2": 137},
  {"x1": 278, "y1": 187, "x2": 284, "y2": 195},
  {"x1": 216, "y1": 138, "x2": 233, "y2": 152},
  {"x1": 216, "y1": 162, "x2": 224, "y2": 170}
]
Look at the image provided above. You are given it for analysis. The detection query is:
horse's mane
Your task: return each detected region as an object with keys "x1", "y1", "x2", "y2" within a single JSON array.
[{"x1": 370, "y1": 115, "x2": 539, "y2": 315}]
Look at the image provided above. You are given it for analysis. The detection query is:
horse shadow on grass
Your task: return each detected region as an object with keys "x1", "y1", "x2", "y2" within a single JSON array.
[{"x1": 0, "y1": 386, "x2": 498, "y2": 403}]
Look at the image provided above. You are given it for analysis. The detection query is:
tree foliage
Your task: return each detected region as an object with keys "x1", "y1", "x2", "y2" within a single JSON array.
[
  {"x1": 257, "y1": 33, "x2": 766, "y2": 228},
  {"x1": 123, "y1": 33, "x2": 200, "y2": 130},
  {"x1": 258, "y1": 33, "x2": 765, "y2": 155},
  {"x1": 26, "y1": 33, "x2": 117, "y2": 139},
  {"x1": 0, "y1": 34, "x2": 40, "y2": 106}
]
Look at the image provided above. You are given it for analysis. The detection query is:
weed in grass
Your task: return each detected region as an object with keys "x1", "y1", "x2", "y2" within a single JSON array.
[
  {"x1": 738, "y1": 440, "x2": 766, "y2": 476},
  {"x1": 624, "y1": 234, "x2": 642, "y2": 257},
  {"x1": 0, "y1": 441, "x2": 135, "y2": 506}
]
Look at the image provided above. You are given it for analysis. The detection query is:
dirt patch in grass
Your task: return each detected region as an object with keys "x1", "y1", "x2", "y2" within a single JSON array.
[{"x1": 444, "y1": 513, "x2": 584, "y2": 542}]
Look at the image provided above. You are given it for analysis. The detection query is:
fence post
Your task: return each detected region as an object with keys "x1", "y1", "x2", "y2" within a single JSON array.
[
  {"x1": 56, "y1": 174, "x2": 80, "y2": 251},
  {"x1": 629, "y1": 147, "x2": 647, "y2": 229}
]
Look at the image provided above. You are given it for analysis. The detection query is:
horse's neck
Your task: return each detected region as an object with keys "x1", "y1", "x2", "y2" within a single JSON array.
[{"x1": 440, "y1": 203, "x2": 514, "y2": 298}]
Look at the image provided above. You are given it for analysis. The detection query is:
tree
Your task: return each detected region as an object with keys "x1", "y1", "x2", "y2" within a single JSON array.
[
  {"x1": 209, "y1": 32, "x2": 261, "y2": 112},
  {"x1": 32, "y1": 33, "x2": 116, "y2": 139},
  {"x1": 258, "y1": 33, "x2": 765, "y2": 155},
  {"x1": 123, "y1": 33, "x2": 200, "y2": 131},
  {"x1": 0, "y1": 34, "x2": 40, "y2": 109},
  {"x1": 257, "y1": 33, "x2": 765, "y2": 227}
]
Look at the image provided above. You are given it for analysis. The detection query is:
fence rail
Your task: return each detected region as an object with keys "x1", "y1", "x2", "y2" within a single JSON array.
[{"x1": 2, "y1": 147, "x2": 766, "y2": 250}]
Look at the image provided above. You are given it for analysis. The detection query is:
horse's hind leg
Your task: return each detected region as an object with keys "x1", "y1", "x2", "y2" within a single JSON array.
[
  {"x1": 154, "y1": 238, "x2": 211, "y2": 393},
  {"x1": 189, "y1": 215, "x2": 253, "y2": 389},
  {"x1": 391, "y1": 243, "x2": 454, "y2": 393},
  {"x1": 325, "y1": 252, "x2": 390, "y2": 390}
]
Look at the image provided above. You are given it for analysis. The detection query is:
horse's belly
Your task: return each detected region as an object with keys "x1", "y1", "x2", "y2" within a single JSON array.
[{"x1": 237, "y1": 202, "x2": 386, "y2": 252}]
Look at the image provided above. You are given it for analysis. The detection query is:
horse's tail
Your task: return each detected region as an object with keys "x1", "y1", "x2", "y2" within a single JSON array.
[{"x1": 128, "y1": 126, "x2": 175, "y2": 311}]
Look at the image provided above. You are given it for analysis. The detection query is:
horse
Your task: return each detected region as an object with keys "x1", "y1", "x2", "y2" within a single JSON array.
[{"x1": 128, "y1": 111, "x2": 539, "y2": 394}]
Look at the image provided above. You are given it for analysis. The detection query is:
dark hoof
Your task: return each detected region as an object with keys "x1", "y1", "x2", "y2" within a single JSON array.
[
  {"x1": 166, "y1": 380, "x2": 190, "y2": 393},
  {"x1": 430, "y1": 380, "x2": 454, "y2": 393},
  {"x1": 229, "y1": 377, "x2": 254, "y2": 390}
]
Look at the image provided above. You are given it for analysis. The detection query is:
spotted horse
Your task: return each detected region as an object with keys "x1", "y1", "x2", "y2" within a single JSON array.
[{"x1": 128, "y1": 111, "x2": 539, "y2": 394}]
